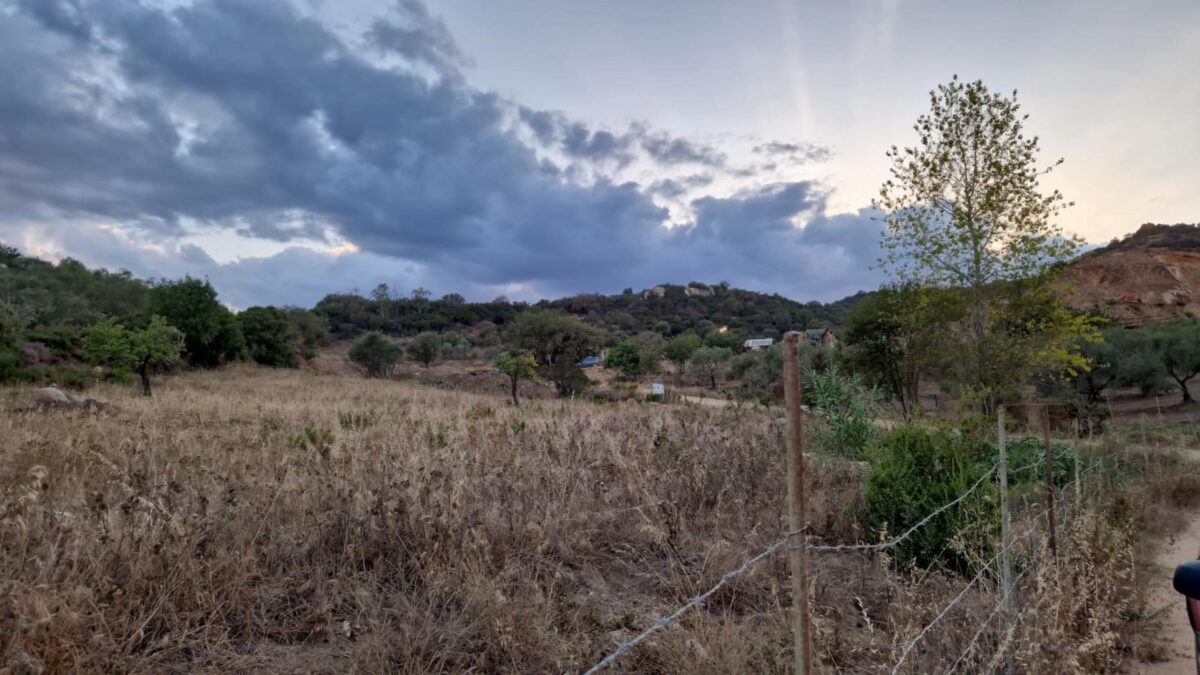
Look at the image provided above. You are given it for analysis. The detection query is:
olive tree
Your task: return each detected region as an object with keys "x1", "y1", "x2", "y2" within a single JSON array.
[
  {"x1": 83, "y1": 316, "x2": 183, "y2": 396},
  {"x1": 689, "y1": 346, "x2": 731, "y2": 389}
]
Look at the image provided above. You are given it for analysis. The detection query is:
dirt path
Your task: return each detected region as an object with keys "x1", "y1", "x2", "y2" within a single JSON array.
[{"x1": 1141, "y1": 514, "x2": 1200, "y2": 673}]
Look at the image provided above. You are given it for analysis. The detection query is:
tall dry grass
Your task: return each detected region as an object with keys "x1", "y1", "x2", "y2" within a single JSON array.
[{"x1": 0, "y1": 366, "x2": 1189, "y2": 672}]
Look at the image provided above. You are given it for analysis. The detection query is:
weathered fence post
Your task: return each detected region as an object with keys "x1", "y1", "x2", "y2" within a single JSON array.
[
  {"x1": 1043, "y1": 405, "x2": 1058, "y2": 560},
  {"x1": 782, "y1": 332, "x2": 812, "y2": 675},
  {"x1": 999, "y1": 407, "x2": 1015, "y2": 675}
]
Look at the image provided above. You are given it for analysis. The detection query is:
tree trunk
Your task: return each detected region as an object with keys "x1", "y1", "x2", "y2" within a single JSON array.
[
  {"x1": 137, "y1": 362, "x2": 152, "y2": 397},
  {"x1": 510, "y1": 374, "x2": 520, "y2": 406},
  {"x1": 709, "y1": 372, "x2": 717, "y2": 389},
  {"x1": 1178, "y1": 376, "x2": 1194, "y2": 404}
]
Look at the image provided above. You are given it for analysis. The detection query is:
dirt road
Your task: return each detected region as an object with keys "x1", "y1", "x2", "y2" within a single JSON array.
[{"x1": 1142, "y1": 515, "x2": 1200, "y2": 673}]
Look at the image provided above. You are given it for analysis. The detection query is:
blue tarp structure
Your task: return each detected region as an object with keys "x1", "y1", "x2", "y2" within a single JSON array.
[{"x1": 577, "y1": 355, "x2": 600, "y2": 368}]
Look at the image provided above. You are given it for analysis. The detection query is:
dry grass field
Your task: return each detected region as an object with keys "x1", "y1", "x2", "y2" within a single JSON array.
[{"x1": 2, "y1": 366, "x2": 1198, "y2": 673}]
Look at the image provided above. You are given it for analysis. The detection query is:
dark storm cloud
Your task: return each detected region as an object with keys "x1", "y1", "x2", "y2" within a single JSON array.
[
  {"x1": 0, "y1": 0, "x2": 882, "y2": 305},
  {"x1": 753, "y1": 141, "x2": 833, "y2": 164},
  {"x1": 365, "y1": 0, "x2": 470, "y2": 76}
]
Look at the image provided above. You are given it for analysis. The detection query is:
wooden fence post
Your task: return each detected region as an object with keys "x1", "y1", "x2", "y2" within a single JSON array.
[
  {"x1": 999, "y1": 408, "x2": 1014, "y2": 675},
  {"x1": 782, "y1": 332, "x2": 812, "y2": 675},
  {"x1": 1043, "y1": 405, "x2": 1058, "y2": 560}
]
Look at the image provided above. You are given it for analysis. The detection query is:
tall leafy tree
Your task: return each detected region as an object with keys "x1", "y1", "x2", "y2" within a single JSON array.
[
  {"x1": 83, "y1": 316, "x2": 183, "y2": 396},
  {"x1": 149, "y1": 277, "x2": 244, "y2": 367},
  {"x1": 876, "y1": 76, "x2": 1089, "y2": 411}
]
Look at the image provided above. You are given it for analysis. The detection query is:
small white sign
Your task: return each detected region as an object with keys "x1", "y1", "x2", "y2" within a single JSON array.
[{"x1": 651, "y1": 383, "x2": 665, "y2": 395}]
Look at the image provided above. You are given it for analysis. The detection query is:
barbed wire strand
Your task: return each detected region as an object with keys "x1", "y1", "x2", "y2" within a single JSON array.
[
  {"x1": 583, "y1": 527, "x2": 806, "y2": 674},
  {"x1": 891, "y1": 514, "x2": 1051, "y2": 675},
  {"x1": 945, "y1": 565, "x2": 1034, "y2": 674}
]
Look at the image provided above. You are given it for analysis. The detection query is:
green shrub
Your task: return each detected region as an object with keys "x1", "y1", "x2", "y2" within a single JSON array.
[
  {"x1": 864, "y1": 425, "x2": 997, "y2": 573},
  {"x1": 1002, "y1": 436, "x2": 1076, "y2": 489},
  {"x1": 348, "y1": 332, "x2": 404, "y2": 377},
  {"x1": 806, "y1": 365, "x2": 880, "y2": 459}
]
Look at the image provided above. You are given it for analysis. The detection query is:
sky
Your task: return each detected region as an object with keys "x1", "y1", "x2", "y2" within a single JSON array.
[{"x1": 0, "y1": 0, "x2": 1197, "y2": 308}]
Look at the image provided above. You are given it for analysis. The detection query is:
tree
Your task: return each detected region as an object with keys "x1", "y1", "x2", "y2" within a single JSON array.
[
  {"x1": 149, "y1": 277, "x2": 245, "y2": 367},
  {"x1": 876, "y1": 77, "x2": 1086, "y2": 412},
  {"x1": 494, "y1": 350, "x2": 537, "y2": 405},
  {"x1": 704, "y1": 328, "x2": 741, "y2": 350},
  {"x1": 409, "y1": 331, "x2": 442, "y2": 367},
  {"x1": 284, "y1": 307, "x2": 329, "y2": 358},
  {"x1": 842, "y1": 285, "x2": 961, "y2": 418},
  {"x1": 239, "y1": 306, "x2": 298, "y2": 368},
  {"x1": 604, "y1": 340, "x2": 642, "y2": 379},
  {"x1": 349, "y1": 332, "x2": 404, "y2": 377},
  {"x1": 83, "y1": 316, "x2": 183, "y2": 396},
  {"x1": 662, "y1": 333, "x2": 702, "y2": 375},
  {"x1": 689, "y1": 346, "x2": 732, "y2": 389},
  {"x1": 440, "y1": 292, "x2": 465, "y2": 305},
  {"x1": 1148, "y1": 318, "x2": 1200, "y2": 404},
  {"x1": 504, "y1": 310, "x2": 601, "y2": 396}
]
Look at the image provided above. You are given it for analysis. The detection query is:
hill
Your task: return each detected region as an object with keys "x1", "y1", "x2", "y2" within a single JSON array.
[{"x1": 1066, "y1": 223, "x2": 1200, "y2": 325}]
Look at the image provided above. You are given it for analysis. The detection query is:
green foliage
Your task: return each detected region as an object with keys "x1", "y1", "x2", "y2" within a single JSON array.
[
  {"x1": 864, "y1": 426, "x2": 997, "y2": 573},
  {"x1": 688, "y1": 346, "x2": 731, "y2": 389},
  {"x1": 82, "y1": 316, "x2": 184, "y2": 395},
  {"x1": 876, "y1": 77, "x2": 1087, "y2": 412},
  {"x1": 703, "y1": 328, "x2": 742, "y2": 350},
  {"x1": 843, "y1": 285, "x2": 960, "y2": 417},
  {"x1": 284, "y1": 307, "x2": 329, "y2": 358},
  {"x1": 408, "y1": 331, "x2": 443, "y2": 367},
  {"x1": 604, "y1": 340, "x2": 643, "y2": 379},
  {"x1": 504, "y1": 310, "x2": 599, "y2": 397},
  {"x1": 0, "y1": 246, "x2": 149, "y2": 329},
  {"x1": 662, "y1": 333, "x2": 702, "y2": 373},
  {"x1": 239, "y1": 306, "x2": 298, "y2": 368},
  {"x1": 348, "y1": 332, "x2": 404, "y2": 378},
  {"x1": 805, "y1": 365, "x2": 880, "y2": 459},
  {"x1": 729, "y1": 344, "x2": 785, "y2": 401},
  {"x1": 494, "y1": 350, "x2": 538, "y2": 405},
  {"x1": 1002, "y1": 437, "x2": 1075, "y2": 489},
  {"x1": 150, "y1": 277, "x2": 244, "y2": 367}
]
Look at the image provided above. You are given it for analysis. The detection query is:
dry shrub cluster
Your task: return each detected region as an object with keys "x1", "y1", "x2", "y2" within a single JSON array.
[{"x1": 0, "y1": 367, "x2": 1188, "y2": 673}]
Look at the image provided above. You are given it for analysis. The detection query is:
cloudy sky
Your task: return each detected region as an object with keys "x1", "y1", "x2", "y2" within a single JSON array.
[{"x1": 1, "y1": 0, "x2": 1197, "y2": 308}]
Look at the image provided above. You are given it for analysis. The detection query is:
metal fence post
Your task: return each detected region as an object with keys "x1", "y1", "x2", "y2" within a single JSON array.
[{"x1": 783, "y1": 332, "x2": 812, "y2": 675}]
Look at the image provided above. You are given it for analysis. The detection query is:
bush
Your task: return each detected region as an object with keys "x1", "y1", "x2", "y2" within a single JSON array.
[
  {"x1": 349, "y1": 332, "x2": 404, "y2": 377},
  {"x1": 806, "y1": 365, "x2": 880, "y2": 459},
  {"x1": 239, "y1": 306, "x2": 298, "y2": 368},
  {"x1": 864, "y1": 425, "x2": 997, "y2": 573}
]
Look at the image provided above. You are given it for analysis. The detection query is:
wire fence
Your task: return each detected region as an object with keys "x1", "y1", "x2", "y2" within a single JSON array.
[{"x1": 584, "y1": 432, "x2": 1102, "y2": 674}]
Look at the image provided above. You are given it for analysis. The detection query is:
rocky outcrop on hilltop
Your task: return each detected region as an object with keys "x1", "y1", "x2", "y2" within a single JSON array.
[{"x1": 1066, "y1": 224, "x2": 1200, "y2": 325}]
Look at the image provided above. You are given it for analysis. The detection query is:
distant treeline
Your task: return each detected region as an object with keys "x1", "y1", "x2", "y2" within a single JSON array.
[
  {"x1": 0, "y1": 246, "x2": 866, "y2": 387},
  {"x1": 315, "y1": 281, "x2": 866, "y2": 341}
]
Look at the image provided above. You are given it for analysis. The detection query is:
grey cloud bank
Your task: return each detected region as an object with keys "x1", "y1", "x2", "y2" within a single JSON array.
[{"x1": 0, "y1": 0, "x2": 883, "y2": 306}]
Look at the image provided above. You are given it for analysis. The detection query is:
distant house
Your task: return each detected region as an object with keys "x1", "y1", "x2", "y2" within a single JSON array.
[
  {"x1": 576, "y1": 355, "x2": 601, "y2": 368},
  {"x1": 743, "y1": 338, "x2": 774, "y2": 350},
  {"x1": 797, "y1": 328, "x2": 837, "y2": 348}
]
